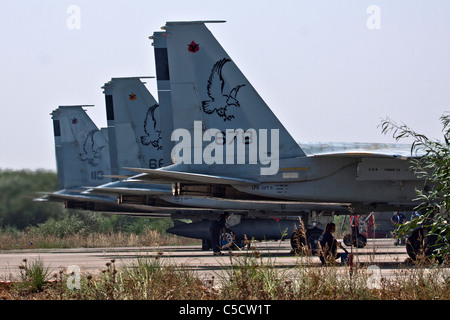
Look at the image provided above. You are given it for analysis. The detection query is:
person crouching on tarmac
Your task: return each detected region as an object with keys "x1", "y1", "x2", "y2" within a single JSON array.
[
  {"x1": 318, "y1": 223, "x2": 349, "y2": 265},
  {"x1": 209, "y1": 212, "x2": 230, "y2": 256}
]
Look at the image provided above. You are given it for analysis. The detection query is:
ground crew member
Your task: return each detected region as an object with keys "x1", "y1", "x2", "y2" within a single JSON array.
[
  {"x1": 391, "y1": 211, "x2": 407, "y2": 245},
  {"x1": 209, "y1": 212, "x2": 230, "y2": 255},
  {"x1": 318, "y1": 223, "x2": 348, "y2": 265}
]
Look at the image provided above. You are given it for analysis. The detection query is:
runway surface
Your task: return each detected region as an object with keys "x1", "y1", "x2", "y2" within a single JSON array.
[{"x1": 0, "y1": 239, "x2": 425, "y2": 282}]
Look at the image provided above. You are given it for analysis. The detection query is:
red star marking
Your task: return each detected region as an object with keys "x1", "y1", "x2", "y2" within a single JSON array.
[{"x1": 188, "y1": 41, "x2": 200, "y2": 53}]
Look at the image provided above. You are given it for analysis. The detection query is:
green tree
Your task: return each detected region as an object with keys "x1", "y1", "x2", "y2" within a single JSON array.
[
  {"x1": 0, "y1": 170, "x2": 64, "y2": 229},
  {"x1": 380, "y1": 112, "x2": 449, "y2": 261}
]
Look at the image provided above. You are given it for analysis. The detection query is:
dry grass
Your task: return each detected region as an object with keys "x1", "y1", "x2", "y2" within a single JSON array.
[
  {"x1": 1, "y1": 250, "x2": 448, "y2": 300},
  {"x1": 0, "y1": 229, "x2": 198, "y2": 250}
]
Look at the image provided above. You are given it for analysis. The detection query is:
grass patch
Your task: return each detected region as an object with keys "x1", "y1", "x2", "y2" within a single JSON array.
[
  {"x1": 0, "y1": 227, "x2": 198, "y2": 250},
  {"x1": 14, "y1": 258, "x2": 51, "y2": 294},
  {"x1": 2, "y1": 253, "x2": 448, "y2": 300}
]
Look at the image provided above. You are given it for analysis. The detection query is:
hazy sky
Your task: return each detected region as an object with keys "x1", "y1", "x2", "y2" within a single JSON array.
[{"x1": 1, "y1": 1, "x2": 449, "y2": 171}]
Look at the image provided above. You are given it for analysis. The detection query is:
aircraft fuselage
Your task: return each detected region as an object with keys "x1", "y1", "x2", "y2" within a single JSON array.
[{"x1": 171, "y1": 155, "x2": 423, "y2": 212}]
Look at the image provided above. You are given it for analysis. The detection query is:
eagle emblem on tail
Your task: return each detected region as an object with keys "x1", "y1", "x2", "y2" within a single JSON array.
[
  {"x1": 79, "y1": 129, "x2": 106, "y2": 166},
  {"x1": 202, "y1": 58, "x2": 245, "y2": 121},
  {"x1": 141, "y1": 104, "x2": 162, "y2": 150}
]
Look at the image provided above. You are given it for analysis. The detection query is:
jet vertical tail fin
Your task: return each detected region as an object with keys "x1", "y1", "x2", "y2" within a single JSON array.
[
  {"x1": 162, "y1": 21, "x2": 305, "y2": 168},
  {"x1": 103, "y1": 77, "x2": 164, "y2": 176},
  {"x1": 52, "y1": 110, "x2": 65, "y2": 190},
  {"x1": 51, "y1": 105, "x2": 111, "y2": 189},
  {"x1": 152, "y1": 31, "x2": 176, "y2": 167}
]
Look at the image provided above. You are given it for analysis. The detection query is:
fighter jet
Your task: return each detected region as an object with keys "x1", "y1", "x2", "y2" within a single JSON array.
[
  {"x1": 42, "y1": 23, "x2": 425, "y2": 252},
  {"x1": 103, "y1": 77, "x2": 165, "y2": 175},
  {"x1": 88, "y1": 76, "x2": 174, "y2": 200},
  {"x1": 36, "y1": 105, "x2": 184, "y2": 217},
  {"x1": 35, "y1": 105, "x2": 115, "y2": 207},
  {"x1": 73, "y1": 27, "x2": 418, "y2": 251},
  {"x1": 121, "y1": 21, "x2": 426, "y2": 246},
  {"x1": 93, "y1": 33, "x2": 384, "y2": 250},
  {"x1": 83, "y1": 76, "x2": 348, "y2": 250}
]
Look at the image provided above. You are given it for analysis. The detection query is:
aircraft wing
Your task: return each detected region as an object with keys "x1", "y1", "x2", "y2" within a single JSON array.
[
  {"x1": 37, "y1": 190, "x2": 117, "y2": 204},
  {"x1": 88, "y1": 186, "x2": 172, "y2": 196},
  {"x1": 35, "y1": 190, "x2": 234, "y2": 216},
  {"x1": 124, "y1": 167, "x2": 260, "y2": 185},
  {"x1": 86, "y1": 181, "x2": 173, "y2": 196}
]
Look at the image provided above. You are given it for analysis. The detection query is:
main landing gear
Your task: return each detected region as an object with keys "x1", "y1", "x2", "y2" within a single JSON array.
[{"x1": 290, "y1": 228, "x2": 323, "y2": 255}]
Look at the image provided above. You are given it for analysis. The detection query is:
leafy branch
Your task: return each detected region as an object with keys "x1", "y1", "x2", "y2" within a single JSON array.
[{"x1": 380, "y1": 112, "x2": 449, "y2": 261}]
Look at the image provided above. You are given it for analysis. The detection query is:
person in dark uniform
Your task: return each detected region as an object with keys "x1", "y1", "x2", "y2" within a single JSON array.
[
  {"x1": 209, "y1": 212, "x2": 230, "y2": 255},
  {"x1": 391, "y1": 211, "x2": 407, "y2": 245},
  {"x1": 318, "y1": 223, "x2": 348, "y2": 265}
]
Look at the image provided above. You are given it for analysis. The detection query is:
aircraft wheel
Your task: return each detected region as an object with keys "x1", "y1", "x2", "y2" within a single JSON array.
[
  {"x1": 306, "y1": 228, "x2": 323, "y2": 255},
  {"x1": 357, "y1": 234, "x2": 367, "y2": 248},
  {"x1": 343, "y1": 234, "x2": 352, "y2": 247},
  {"x1": 291, "y1": 228, "x2": 322, "y2": 255},
  {"x1": 423, "y1": 234, "x2": 444, "y2": 264},
  {"x1": 406, "y1": 228, "x2": 425, "y2": 261},
  {"x1": 343, "y1": 233, "x2": 367, "y2": 248},
  {"x1": 407, "y1": 228, "x2": 444, "y2": 264},
  {"x1": 221, "y1": 229, "x2": 237, "y2": 250}
]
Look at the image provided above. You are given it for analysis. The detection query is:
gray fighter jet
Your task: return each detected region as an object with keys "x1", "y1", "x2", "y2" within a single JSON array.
[
  {"x1": 120, "y1": 21, "x2": 426, "y2": 248},
  {"x1": 37, "y1": 105, "x2": 183, "y2": 217},
  {"x1": 35, "y1": 105, "x2": 115, "y2": 208},
  {"x1": 42, "y1": 22, "x2": 425, "y2": 252},
  {"x1": 125, "y1": 21, "x2": 424, "y2": 212},
  {"x1": 86, "y1": 76, "x2": 344, "y2": 250}
]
